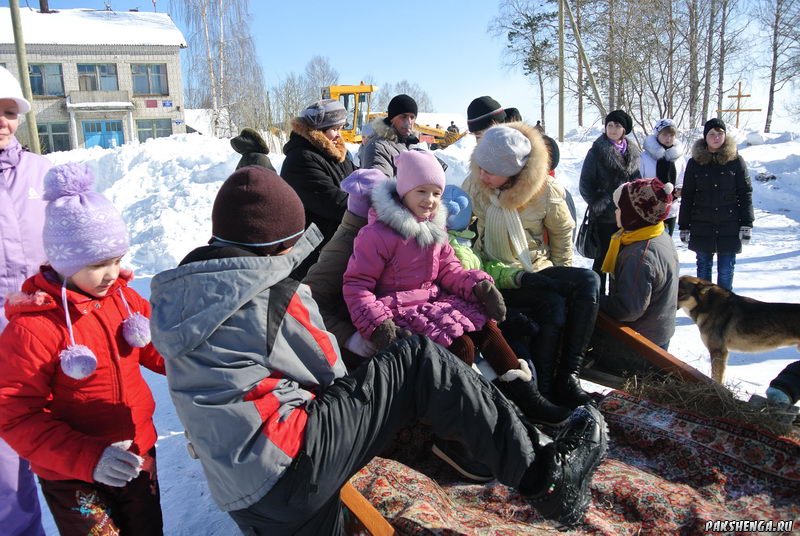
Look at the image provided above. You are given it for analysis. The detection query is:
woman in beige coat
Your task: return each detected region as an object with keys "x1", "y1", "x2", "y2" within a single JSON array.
[{"x1": 463, "y1": 123, "x2": 601, "y2": 408}]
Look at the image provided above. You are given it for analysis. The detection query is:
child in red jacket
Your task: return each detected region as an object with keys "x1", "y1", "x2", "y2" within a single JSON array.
[{"x1": 0, "y1": 163, "x2": 165, "y2": 535}]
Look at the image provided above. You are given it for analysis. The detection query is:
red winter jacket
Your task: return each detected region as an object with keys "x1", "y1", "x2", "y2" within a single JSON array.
[{"x1": 0, "y1": 267, "x2": 165, "y2": 482}]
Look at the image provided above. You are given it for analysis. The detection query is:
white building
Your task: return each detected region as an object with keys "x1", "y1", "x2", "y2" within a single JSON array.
[{"x1": 0, "y1": 7, "x2": 187, "y2": 153}]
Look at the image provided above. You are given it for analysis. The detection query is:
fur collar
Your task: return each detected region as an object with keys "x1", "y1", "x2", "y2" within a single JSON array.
[
  {"x1": 591, "y1": 133, "x2": 641, "y2": 177},
  {"x1": 691, "y1": 135, "x2": 738, "y2": 165},
  {"x1": 370, "y1": 179, "x2": 448, "y2": 248},
  {"x1": 466, "y1": 121, "x2": 550, "y2": 210},
  {"x1": 643, "y1": 134, "x2": 684, "y2": 162},
  {"x1": 368, "y1": 117, "x2": 420, "y2": 145},
  {"x1": 290, "y1": 118, "x2": 347, "y2": 163}
]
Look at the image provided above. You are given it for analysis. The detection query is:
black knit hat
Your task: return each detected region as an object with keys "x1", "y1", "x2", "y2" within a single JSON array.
[
  {"x1": 387, "y1": 94, "x2": 418, "y2": 120},
  {"x1": 542, "y1": 135, "x2": 560, "y2": 170},
  {"x1": 503, "y1": 107, "x2": 522, "y2": 122},
  {"x1": 467, "y1": 96, "x2": 506, "y2": 133},
  {"x1": 605, "y1": 109, "x2": 633, "y2": 135},
  {"x1": 211, "y1": 166, "x2": 305, "y2": 255},
  {"x1": 703, "y1": 118, "x2": 726, "y2": 138}
]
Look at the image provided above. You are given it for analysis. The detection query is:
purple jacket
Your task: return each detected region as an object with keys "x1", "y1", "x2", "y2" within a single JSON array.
[
  {"x1": 343, "y1": 180, "x2": 491, "y2": 347},
  {"x1": 0, "y1": 138, "x2": 50, "y2": 333}
]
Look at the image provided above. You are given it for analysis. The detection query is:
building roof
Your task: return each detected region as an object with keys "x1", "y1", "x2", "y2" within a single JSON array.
[{"x1": 0, "y1": 7, "x2": 187, "y2": 48}]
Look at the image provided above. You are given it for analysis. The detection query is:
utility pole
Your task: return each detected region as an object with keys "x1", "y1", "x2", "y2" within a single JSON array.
[
  {"x1": 10, "y1": 0, "x2": 41, "y2": 154},
  {"x1": 558, "y1": 0, "x2": 564, "y2": 142}
]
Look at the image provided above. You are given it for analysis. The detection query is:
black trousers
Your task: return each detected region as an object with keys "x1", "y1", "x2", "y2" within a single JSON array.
[{"x1": 229, "y1": 336, "x2": 536, "y2": 535}]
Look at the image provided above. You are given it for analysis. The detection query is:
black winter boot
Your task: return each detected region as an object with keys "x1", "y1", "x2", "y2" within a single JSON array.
[
  {"x1": 494, "y1": 360, "x2": 572, "y2": 427},
  {"x1": 530, "y1": 323, "x2": 562, "y2": 400},
  {"x1": 556, "y1": 300, "x2": 599, "y2": 409},
  {"x1": 520, "y1": 404, "x2": 608, "y2": 528}
]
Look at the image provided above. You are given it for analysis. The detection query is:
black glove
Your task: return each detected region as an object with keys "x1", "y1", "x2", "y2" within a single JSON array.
[
  {"x1": 499, "y1": 310, "x2": 540, "y2": 339},
  {"x1": 473, "y1": 280, "x2": 507, "y2": 322},
  {"x1": 739, "y1": 226, "x2": 752, "y2": 245},
  {"x1": 590, "y1": 197, "x2": 613, "y2": 218}
]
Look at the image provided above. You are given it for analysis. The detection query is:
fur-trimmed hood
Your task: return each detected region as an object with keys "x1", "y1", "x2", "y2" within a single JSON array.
[
  {"x1": 369, "y1": 178, "x2": 448, "y2": 248},
  {"x1": 285, "y1": 117, "x2": 347, "y2": 163},
  {"x1": 691, "y1": 135, "x2": 738, "y2": 166},
  {"x1": 465, "y1": 121, "x2": 550, "y2": 210},
  {"x1": 590, "y1": 133, "x2": 641, "y2": 177},
  {"x1": 368, "y1": 117, "x2": 420, "y2": 145},
  {"x1": 643, "y1": 133, "x2": 684, "y2": 162}
]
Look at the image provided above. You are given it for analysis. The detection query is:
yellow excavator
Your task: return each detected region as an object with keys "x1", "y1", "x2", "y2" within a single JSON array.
[{"x1": 322, "y1": 83, "x2": 465, "y2": 149}]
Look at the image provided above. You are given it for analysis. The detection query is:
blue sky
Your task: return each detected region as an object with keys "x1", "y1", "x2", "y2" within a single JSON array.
[{"x1": 13, "y1": 0, "x2": 543, "y2": 122}]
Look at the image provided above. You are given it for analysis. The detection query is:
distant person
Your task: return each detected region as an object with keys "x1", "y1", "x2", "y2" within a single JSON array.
[
  {"x1": 447, "y1": 120, "x2": 460, "y2": 134},
  {"x1": 435, "y1": 123, "x2": 442, "y2": 129},
  {"x1": 0, "y1": 163, "x2": 166, "y2": 535},
  {"x1": 230, "y1": 127, "x2": 276, "y2": 171},
  {"x1": 280, "y1": 98, "x2": 356, "y2": 278},
  {"x1": 579, "y1": 109, "x2": 641, "y2": 292},
  {"x1": 534, "y1": 120, "x2": 545, "y2": 134},
  {"x1": 466, "y1": 96, "x2": 506, "y2": 141},
  {"x1": 505, "y1": 107, "x2": 523, "y2": 123},
  {"x1": 639, "y1": 118, "x2": 685, "y2": 236},
  {"x1": 600, "y1": 178, "x2": 679, "y2": 350},
  {"x1": 0, "y1": 65, "x2": 49, "y2": 536},
  {"x1": 361, "y1": 94, "x2": 420, "y2": 177},
  {"x1": 678, "y1": 118, "x2": 753, "y2": 291}
]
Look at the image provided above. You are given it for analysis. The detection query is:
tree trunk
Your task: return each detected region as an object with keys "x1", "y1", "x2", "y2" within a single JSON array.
[
  {"x1": 607, "y1": 0, "x2": 615, "y2": 111},
  {"x1": 666, "y1": 0, "x2": 674, "y2": 117},
  {"x1": 576, "y1": 0, "x2": 583, "y2": 126},
  {"x1": 688, "y1": 0, "x2": 699, "y2": 128},
  {"x1": 716, "y1": 0, "x2": 729, "y2": 120},
  {"x1": 538, "y1": 66, "x2": 546, "y2": 130},
  {"x1": 765, "y1": 0, "x2": 782, "y2": 133},
  {"x1": 702, "y1": 0, "x2": 717, "y2": 122},
  {"x1": 201, "y1": 4, "x2": 220, "y2": 137}
]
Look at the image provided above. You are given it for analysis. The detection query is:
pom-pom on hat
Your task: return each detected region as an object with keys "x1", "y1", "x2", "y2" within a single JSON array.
[
  {"x1": 341, "y1": 168, "x2": 387, "y2": 218},
  {"x1": 395, "y1": 150, "x2": 446, "y2": 199},
  {"x1": 605, "y1": 109, "x2": 633, "y2": 135},
  {"x1": 0, "y1": 66, "x2": 30, "y2": 114},
  {"x1": 42, "y1": 163, "x2": 129, "y2": 277},
  {"x1": 473, "y1": 125, "x2": 531, "y2": 177},
  {"x1": 442, "y1": 184, "x2": 472, "y2": 231},
  {"x1": 299, "y1": 99, "x2": 348, "y2": 130},
  {"x1": 613, "y1": 178, "x2": 674, "y2": 230},
  {"x1": 703, "y1": 117, "x2": 726, "y2": 138},
  {"x1": 211, "y1": 166, "x2": 306, "y2": 255},
  {"x1": 467, "y1": 96, "x2": 506, "y2": 133},
  {"x1": 387, "y1": 94, "x2": 418, "y2": 121}
]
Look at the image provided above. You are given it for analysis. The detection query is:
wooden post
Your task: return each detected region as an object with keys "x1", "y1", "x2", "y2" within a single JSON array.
[
  {"x1": 717, "y1": 81, "x2": 761, "y2": 128},
  {"x1": 10, "y1": 0, "x2": 41, "y2": 154}
]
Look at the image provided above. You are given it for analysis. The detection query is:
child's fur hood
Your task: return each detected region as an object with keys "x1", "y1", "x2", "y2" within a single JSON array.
[
  {"x1": 290, "y1": 117, "x2": 348, "y2": 163},
  {"x1": 466, "y1": 121, "x2": 550, "y2": 210},
  {"x1": 370, "y1": 179, "x2": 448, "y2": 248},
  {"x1": 691, "y1": 135, "x2": 738, "y2": 165},
  {"x1": 643, "y1": 133, "x2": 684, "y2": 162}
]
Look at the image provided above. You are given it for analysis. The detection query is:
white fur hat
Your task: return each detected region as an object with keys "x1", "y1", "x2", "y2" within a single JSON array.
[
  {"x1": 0, "y1": 66, "x2": 30, "y2": 114},
  {"x1": 473, "y1": 125, "x2": 531, "y2": 177}
]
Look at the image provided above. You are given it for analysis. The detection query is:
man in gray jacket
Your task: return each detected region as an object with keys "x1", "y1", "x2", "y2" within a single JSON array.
[
  {"x1": 149, "y1": 166, "x2": 608, "y2": 534},
  {"x1": 360, "y1": 94, "x2": 420, "y2": 177}
]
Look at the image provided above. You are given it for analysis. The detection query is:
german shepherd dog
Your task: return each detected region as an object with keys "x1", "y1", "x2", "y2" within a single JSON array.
[{"x1": 677, "y1": 275, "x2": 800, "y2": 383}]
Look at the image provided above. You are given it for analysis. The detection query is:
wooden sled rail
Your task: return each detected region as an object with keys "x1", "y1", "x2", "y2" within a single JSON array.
[
  {"x1": 341, "y1": 481, "x2": 395, "y2": 535},
  {"x1": 595, "y1": 311, "x2": 712, "y2": 385}
]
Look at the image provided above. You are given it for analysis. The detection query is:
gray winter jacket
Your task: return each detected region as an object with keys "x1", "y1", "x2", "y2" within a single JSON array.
[
  {"x1": 360, "y1": 118, "x2": 420, "y2": 177},
  {"x1": 600, "y1": 231, "x2": 679, "y2": 347},
  {"x1": 149, "y1": 227, "x2": 346, "y2": 512}
]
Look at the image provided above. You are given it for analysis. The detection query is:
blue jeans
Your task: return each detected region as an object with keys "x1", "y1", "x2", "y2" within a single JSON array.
[{"x1": 696, "y1": 252, "x2": 736, "y2": 290}]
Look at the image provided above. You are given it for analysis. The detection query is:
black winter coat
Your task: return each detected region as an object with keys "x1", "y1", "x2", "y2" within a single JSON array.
[
  {"x1": 769, "y1": 360, "x2": 800, "y2": 405},
  {"x1": 579, "y1": 134, "x2": 641, "y2": 224},
  {"x1": 678, "y1": 137, "x2": 753, "y2": 254},
  {"x1": 281, "y1": 119, "x2": 356, "y2": 264}
]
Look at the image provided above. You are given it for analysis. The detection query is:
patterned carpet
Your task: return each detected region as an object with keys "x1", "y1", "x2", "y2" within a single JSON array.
[{"x1": 349, "y1": 391, "x2": 800, "y2": 535}]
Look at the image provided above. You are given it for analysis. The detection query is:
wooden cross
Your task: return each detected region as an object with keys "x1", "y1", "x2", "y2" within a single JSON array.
[{"x1": 717, "y1": 82, "x2": 762, "y2": 128}]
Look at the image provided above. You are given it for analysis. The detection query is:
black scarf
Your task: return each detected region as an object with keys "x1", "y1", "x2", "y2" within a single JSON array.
[{"x1": 655, "y1": 144, "x2": 677, "y2": 186}]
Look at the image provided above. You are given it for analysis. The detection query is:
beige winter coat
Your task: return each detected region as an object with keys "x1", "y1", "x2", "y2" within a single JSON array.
[{"x1": 463, "y1": 121, "x2": 575, "y2": 272}]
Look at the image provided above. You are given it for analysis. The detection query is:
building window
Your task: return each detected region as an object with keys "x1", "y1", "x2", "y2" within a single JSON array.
[
  {"x1": 38, "y1": 122, "x2": 71, "y2": 154},
  {"x1": 29, "y1": 64, "x2": 64, "y2": 96},
  {"x1": 131, "y1": 64, "x2": 169, "y2": 95},
  {"x1": 136, "y1": 118, "x2": 172, "y2": 142},
  {"x1": 77, "y1": 63, "x2": 119, "y2": 91}
]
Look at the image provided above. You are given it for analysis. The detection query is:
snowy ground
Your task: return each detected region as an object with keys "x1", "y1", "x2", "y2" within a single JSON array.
[{"x1": 36, "y1": 127, "x2": 800, "y2": 534}]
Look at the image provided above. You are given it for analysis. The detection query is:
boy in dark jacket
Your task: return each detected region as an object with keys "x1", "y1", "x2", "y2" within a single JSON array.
[{"x1": 149, "y1": 166, "x2": 609, "y2": 533}]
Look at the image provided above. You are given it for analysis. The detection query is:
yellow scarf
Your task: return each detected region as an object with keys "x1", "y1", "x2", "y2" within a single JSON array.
[{"x1": 601, "y1": 222, "x2": 665, "y2": 273}]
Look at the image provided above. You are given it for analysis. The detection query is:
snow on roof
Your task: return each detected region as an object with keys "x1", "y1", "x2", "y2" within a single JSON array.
[{"x1": 0, "y1": 7, "x2": 187, "y2": 48}]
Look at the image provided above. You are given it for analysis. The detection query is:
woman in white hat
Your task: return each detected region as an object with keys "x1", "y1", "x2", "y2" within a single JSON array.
[{"x1": 0, "y1": 65, "x2": 51, "y2": 536}]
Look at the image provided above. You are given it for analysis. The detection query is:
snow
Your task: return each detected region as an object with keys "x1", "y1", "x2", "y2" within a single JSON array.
[
  {"x1": 34, "y1": 127, "x2": 800, "y2": 534},
  {"x1": 0, "y1": 8, "x2": 186, "y2": 47}
]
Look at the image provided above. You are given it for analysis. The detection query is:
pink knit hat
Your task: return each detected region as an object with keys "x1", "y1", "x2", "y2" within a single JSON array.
[{"x1": 395, "y1": 150, "x2": 446, "y2": 198}]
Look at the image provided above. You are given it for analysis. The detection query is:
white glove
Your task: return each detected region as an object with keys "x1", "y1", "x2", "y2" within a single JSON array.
[
  {"x1": 345, "y1": 331, "x2": 378, "y2": 358},
  {"x1": 739, "y1": 226, "x2": 752, "y2": 244},
  {"x1": 679, "y1": 229, "x2": 690, "y2": 243},
  {"x1": 93, "y1": 440, "x2": 144, "y2": 487}
]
